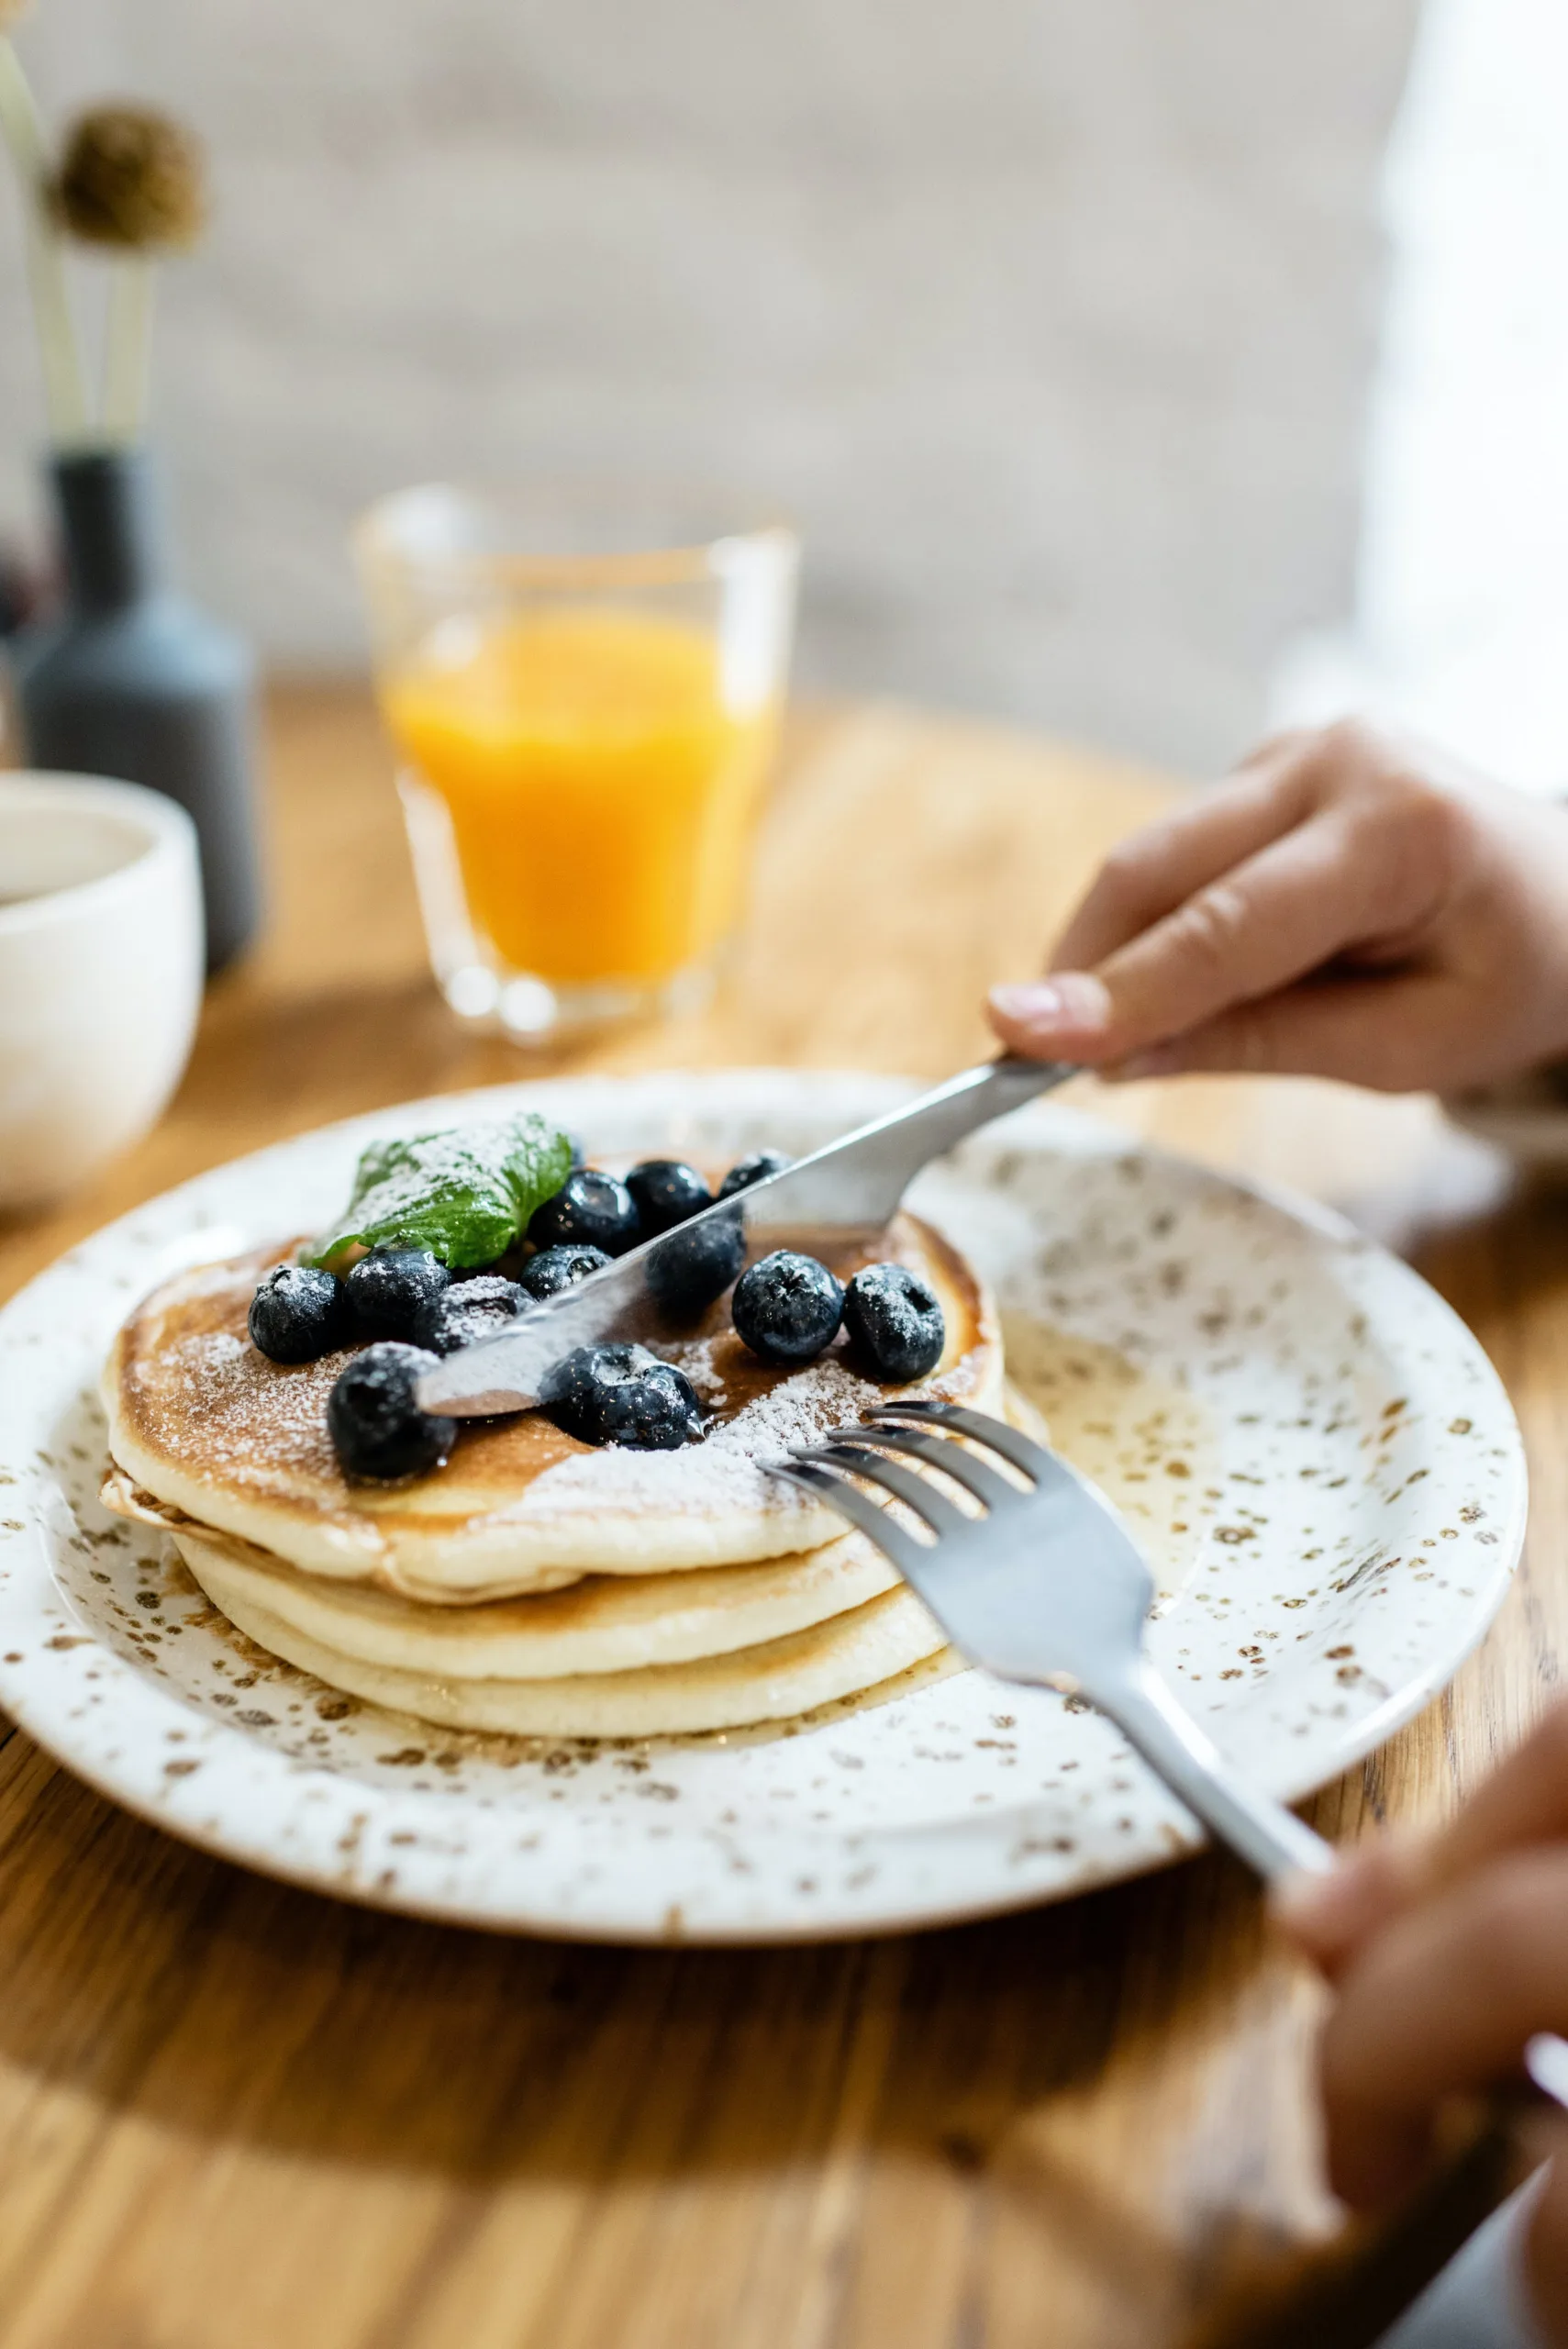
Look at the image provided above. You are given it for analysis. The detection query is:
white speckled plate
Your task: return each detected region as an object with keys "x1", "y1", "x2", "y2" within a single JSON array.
[{"x1": 0, "y1": 1073, "x2": 1526, "y2": 1943}]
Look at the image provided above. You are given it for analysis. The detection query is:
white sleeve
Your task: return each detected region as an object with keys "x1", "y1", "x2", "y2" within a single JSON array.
[{"x1": 1376, "y1": 2173, "x2": 1551, "y2": 2349}]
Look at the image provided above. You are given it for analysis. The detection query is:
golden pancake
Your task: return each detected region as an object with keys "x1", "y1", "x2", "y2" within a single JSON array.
[
  {"x1": 179, "y1": 1530, "x2": 950, "y2": 1738},
  {"x1": 120, "y1": 1380, "x2": 1042, "y2": 1738},
  {"x1": 150, "y1": 1511, "x2": 899, "y2": 1677},
  {"x1": 104, "y1": 1212, "x2": 1002, "y2": 1602}
]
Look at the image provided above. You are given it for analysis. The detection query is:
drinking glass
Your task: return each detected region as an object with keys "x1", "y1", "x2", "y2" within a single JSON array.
[{"x1": 353, "y1": 484, "x2": 798, "y2": 1042}]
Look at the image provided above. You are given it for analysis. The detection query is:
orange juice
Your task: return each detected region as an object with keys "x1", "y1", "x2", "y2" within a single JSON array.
[{"x1": 381, "y1": 607, "x2": 776, "y2": 985}]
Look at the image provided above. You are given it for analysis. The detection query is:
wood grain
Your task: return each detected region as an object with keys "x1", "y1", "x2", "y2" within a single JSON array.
[{"x1": 0, "y1": 685, "x2": 1557, "y2": 2348}]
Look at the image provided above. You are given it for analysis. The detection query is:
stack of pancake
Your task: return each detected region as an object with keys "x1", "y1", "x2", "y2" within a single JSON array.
[{"x1": 101, "y1": 1210, "x2": 1014, "y2": 1737}]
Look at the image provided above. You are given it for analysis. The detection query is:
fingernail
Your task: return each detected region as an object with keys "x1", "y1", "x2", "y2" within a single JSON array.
[{"x1": 988, "y1": 974, "x2": 1112, "y2": 1039}]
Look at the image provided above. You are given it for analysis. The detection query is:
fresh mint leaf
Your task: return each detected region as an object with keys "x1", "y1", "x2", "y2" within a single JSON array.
[
  {"x1": 308, "y1": 1114, "x2": 573, "y2": 1271},
  {"x1": 500, "y1": 1115, "x2": 576, "y2": 1230}
]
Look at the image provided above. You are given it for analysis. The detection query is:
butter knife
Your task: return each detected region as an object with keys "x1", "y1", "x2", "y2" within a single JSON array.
[{"x1": 414, "y1": 1056, "x2": 1073, "y2": 1417}]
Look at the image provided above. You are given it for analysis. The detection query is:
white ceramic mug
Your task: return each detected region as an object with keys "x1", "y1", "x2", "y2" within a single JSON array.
[{"x1": 0, "y1": 772, "x2": 204, "y2": 1210}]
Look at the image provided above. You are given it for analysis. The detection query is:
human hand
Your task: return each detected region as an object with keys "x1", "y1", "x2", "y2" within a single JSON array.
[
  {"x1": 988, "y1": 720, "x2": 1568, "y2": 1095},
  {"x1": 1275, "y1": 1702, "x2": 1568, "y2": 2344}
]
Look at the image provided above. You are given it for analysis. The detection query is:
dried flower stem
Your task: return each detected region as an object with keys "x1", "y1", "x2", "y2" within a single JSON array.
[
  {"x1": 102, "y1": 250, "x2": 152, "y2": 441},
  {"x1": 0, "y1": 36, "x2": 87, "y2": 440}
]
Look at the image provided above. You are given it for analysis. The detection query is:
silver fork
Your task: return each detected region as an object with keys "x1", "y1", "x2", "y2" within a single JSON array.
[
  {"x1": 771, "y1": 1406, "x2": 1568, "y2": 2123},
  {"x1": 771, "y1": 1397, "x2": 1333, "y2": 1882}
]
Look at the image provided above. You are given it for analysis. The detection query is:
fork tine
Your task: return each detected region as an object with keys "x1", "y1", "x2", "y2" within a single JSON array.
[
  {"x1": 869, "y1": 1398, "x2": 1053, "y2": 1484},
  {"x1": 766, "y1": 1459, "x2": 930, "y2": 1575},
  {"x1": 823, "y1": 1420, "x2": 1025, "y2": 1512},
  {"x1": 791, "y1": 1442, "x2": 974, "y2": 1538}
]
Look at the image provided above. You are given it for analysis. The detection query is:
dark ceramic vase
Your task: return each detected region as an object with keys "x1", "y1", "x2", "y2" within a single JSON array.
[{"x1": 16, "y1": 447, "x2": 261, "y2": 971}]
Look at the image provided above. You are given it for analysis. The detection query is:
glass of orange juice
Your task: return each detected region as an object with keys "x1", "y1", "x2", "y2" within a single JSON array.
[{"x1": 353, "y1": 484, "x2": 798, "y2": 1041}]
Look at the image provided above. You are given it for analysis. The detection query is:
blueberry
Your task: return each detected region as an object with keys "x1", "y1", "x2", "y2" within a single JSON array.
[
  {"x1": 248, "y1": 1264, "x2": 349, "y2": 1364},
  {"x1": 645, "y1": 1209, "x2": 747, "y2": 1319},
  {"x1": 539, "y1": 1342, "x2": 705, "y2": 1450},
  {"x1": 731, "y1": 1250, "x2": 843, "y2": 1366},
  {"x1": 344, "y1": 1247, "x2": 450, "y2": 1341},
  {"x1": 413, "y1": 1274, "x2": 526, "y2": 1357},
  {"x1": 328, "y1": 1342, "x2": 456, "y2": 1481},
  {"x1": 528, "y1": 1168, "x2": 640, "y2": 1257},
  {"x1": 717, "y1": 1150, "x2": 793, "y2": 1201},
  {"x1": 518, "y1": 1243, "x2": 611, "y2": 1301},
  {"x1": 843, "y1": 1262, "x2": 945, "y2": 1383},
  {"x1": 625, "y1": 1158, "x2": 712, "y2": 1237}
]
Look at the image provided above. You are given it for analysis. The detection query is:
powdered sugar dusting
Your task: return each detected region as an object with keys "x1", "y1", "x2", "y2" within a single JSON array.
[
  {"x1": 115, "y1": 1220, "x2": 994, "y2": 1551},
  {"x1": 133, "y1": 1322, "x2": 345, "y2": 1492},
  {"x1": 671, "y1": 1335, "x2": 728, "y2": 1403},
  {"x1": 516, "y1": 1353, "x2": 922, "y2": 1521},
  {"x1": 119, "y1": 1252, "x2": 350, "y2": 1494}
]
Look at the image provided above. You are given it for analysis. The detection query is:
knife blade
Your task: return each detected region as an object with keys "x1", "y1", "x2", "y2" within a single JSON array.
[{"x1": 413, "y1": 1057, "x2": 1074, "y2": 1416}]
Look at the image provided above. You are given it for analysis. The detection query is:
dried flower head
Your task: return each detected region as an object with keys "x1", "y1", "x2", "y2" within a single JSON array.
[{"x1": 54, "y1": 104, "x2": 206, "y2": 250}]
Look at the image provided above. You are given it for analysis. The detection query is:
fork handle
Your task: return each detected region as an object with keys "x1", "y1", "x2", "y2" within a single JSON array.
[
  {"x1": 1098, "y1": 1667, "x2": 1568, "y2": 2148},
  {"x1": 1086, "y1": 1660, "x2": 1336, "y2": 1884},
  {"x1": 1094, "y1": 1664, "x2": 1568, "y2": 2129}
]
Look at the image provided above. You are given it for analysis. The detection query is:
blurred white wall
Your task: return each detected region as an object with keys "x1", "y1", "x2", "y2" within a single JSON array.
[
  {"x1": 0, "y1": 0, "x2": 1420, "y2": 773},
  {"x1": 1273, "y1": 0, "x2": 1568, "y2": 794}
]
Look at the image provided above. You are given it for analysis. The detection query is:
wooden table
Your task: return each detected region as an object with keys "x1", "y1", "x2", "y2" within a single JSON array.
[{"x1": 0, "y1": 686, "x2": 1556, "y2": 2349}]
